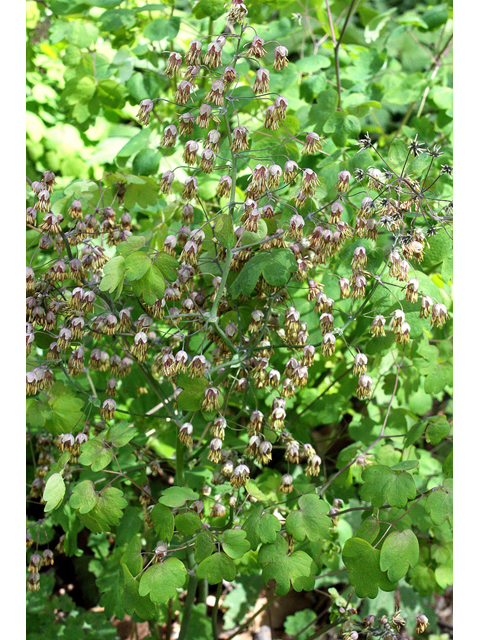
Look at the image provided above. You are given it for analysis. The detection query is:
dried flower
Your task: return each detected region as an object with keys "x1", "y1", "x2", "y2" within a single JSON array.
[
  {"x1": 165, "y1": 52, "x2": 182, "y2": 77},
  {"x1": 273, "y1": 45, "x2": 289, "y2": 70},
  {"x1": 246, "y1": 36, "x2": 266, "y2": 58},
  {"x1": 356, "y1": 374, "x2": 373, "y2": 399},
  {"x1": 303, "y1": 132, "x2": 324, "y2": 154},
  {"x1": 137, "y1": 99, "x2": 154, "y2": 125}
]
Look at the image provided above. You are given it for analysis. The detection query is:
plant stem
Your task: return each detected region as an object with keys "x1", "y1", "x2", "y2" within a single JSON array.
[
  {"x1": 211, "y1": 581, "x2": 222, "y2": 639},
  {"x1": 177, "y1": 549, "x2": 198, "y2": 640},
  {"x1": 198, "y1": 577, "x2": 208, "y2": 605},
  {"x1": 147, "y1": 620, "x2": 161, "y2": 640},
  {"x1": 176, "y1": 435, "x2": 185, "y2": 486}
]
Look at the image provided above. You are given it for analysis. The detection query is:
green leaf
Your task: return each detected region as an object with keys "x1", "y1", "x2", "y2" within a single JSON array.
[
  {"x1": 121, "y1": 534, "x2": 143, "y2": 576},
  {"x1": 26, "y1": 399, "x2": 53, "y2": 429},
  {"x1": 307, "y1": 88, "x2": 338, "y2": 134},
  {"x1": 424, "y1": 363, "x2": 452, "y2": 394},
  {"x1": 43, "y1": 473, "x2": 65, "y2": 512},
  {"x1": 258, "y1": 535, "x2": 316, "y2": 596},
  {"x1": 195, "y1": 530, "x2": 214, "y2": 564},
  {"x1": 100, "y1": 256, "x2": 126, "y2": 293},
  {"x1": 256, "y1": 513, "x2": 282, "y2": 544},
  {"x1": 241, "y1": 504, "x2": 264, "y2": 549},
  {"x1": 244, "y1": 479, "x2": 268, "y2": 503},
  {"x1": 121, "y1": 564, "x2": 158, "y2": 620},
  {"x1": 124, "y1": 176, "x2": 159, "y2": 209},
  {"x1": 139, "y1": 557, "x2": 187, "y2": 603},
  {"x1": 422, "y1": 227, "x2": 453, "y2": 269},
  {"x1": 285, "y1": 494, "x2": 331, "y2": 542},
  {"x1": 284, "y1": 609, "x2": 317, "y2": 640},
  {"x1": 73, "y1": 486, "x2": 128, "y2": 533},
  {"x1": 143, "y1": 17, "x2": 180, "y2": 41},
  {"x1": 175, "y1": 511, "x2": 202, "y2": 536},
  {"x1": 159, "y1": 486, "x2": 199, "y2": 508},
  {"x1": 96, "y1": 79, "x2": 126, "y2": 109},
  {"x1": 132, "y1": 148, "x2": 161, "y2": 176},
  {"x1": 261, "y1": 248, "x2": 298, "y2": 287},
  {"x1": 46, "y1": 384, "x2": 85, "y2": 436},
  {"x1": 176, "y1": 374, "x2": 209, "y2": 412},
  {"x1": 443, "y1": 450, "x2": 453, "y2": 478},
  {"x1": 442, "y1": 254, "x2": 453, "y2": 282},
  {"x1": 407, "y1": 563, "x2": 438, "y2": 596},
  {"x1": 192, "y1": 0, "x2": 225, "y2": 20},
  {"x1": 230, "y1": 253, "x2": 267, "y2": 299},
  {"x1": 390, "y1": 461, "x2": 419, "y2": 471},
  {"x1": 323, "y1": 112, "x2": 361, "y2": 147},
  {"x1": 342, "y1": 537, "x2": 397, "y2": 598},
  {"x1": 100, "y1": 8, "x2": 136, "y2": 31},
  {"x1": 124, "y1": 251, "x2": 152, "y2": 281},
  {"x1": 116, "y1": 129, "x2": 151, "y2": 159},
  {"x1": 215, "y1": 214, "x2": 236, "y2": 249},
  {"x1": 66, "y1": 20, "x2": 99, "y2": 48},
  {"x1": 84, "y1": 0, "x2": 124, "y2": 6},
  {"x1": 197, "y1": 552, "x2": 236, "y2": 584},
  {"x1": 379, "y1": 529, "x2": 419, "y2": 581},
  {"x1": 294, "y1": 55, "x2": 330, "y2": 72},
  {"x1": 425, "y1": 479, "x2": 453, "y2": 526},
  {"x1": 230, "y1": 248, "x2": 298, "y2": 299},
  {"x1": 240, "y1": 218, "x2": 268, "y2": 246},
  {"x1": 361, "y1": 465, "x2": 417, "y2": 508},
  {"x1": 222, "y1": 529, "x2": 251, "y2": 560},
  {"x1": 105, "y1": 421, "x2": 136, "y2": 447},
  {"x1": 387, "y1": 139, "x2": 409, "y2": 174},
  {"x1": 69, "y1": 480, "x2": 98, "y2": 514},
  {"x1": 78, "y1": 439, "x2": 114, "y2": 472},
  {"x1": 153, "y1": 252, "x2": 179, "y2": 282},
  {"x1": 137, "y1": 264, "x2": 166, "y2": 305},
  {"x1": 422, "y1": 4, "x2": 449, "y2": 30},
  {"x1": 354, "y1": 516, "x2": 380, "y2": 544},
  {"x1": 150, "y1": 503, "x2": 175, "y2": 542},
  {"x1": 425, "y1": 417, "x2": 450, "y2": 445}
]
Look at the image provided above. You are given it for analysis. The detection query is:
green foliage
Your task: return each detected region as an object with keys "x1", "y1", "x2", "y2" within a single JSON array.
[
  {"x1": 43, "y1": 473, "x2": 66, "y2": 512},
  {"x1": 379, "y1": 530, "x2": 420, "y2": 581},
  {"x1": 258, "y1": 535, "x2": 317, "y2": 596},
  {"x1": 285, "y1": 493, "x2": 332, "y2": 542},
  {"x1": 197, "y1": 552, "x2": 237, "y2": 584},
  {"x1": 342, "y1": 537, "x2": 398, "y2": 599},
  {"x1": 361, "y1": 465, "x2": 417, "y2": 508},
  {"x1": 230, "y1": 248, "x2": 298, "y2": 298},
  {"x1": 284, "y1": 609, "x2": 317, "y2": 640},
  {"x1": 139, "y1": 558, "x2": 187, "y2": 603}
]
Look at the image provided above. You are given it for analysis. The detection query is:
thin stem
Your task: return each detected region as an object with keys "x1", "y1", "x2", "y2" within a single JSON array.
[
  {"x1": 417, "y1": 35, "x2": 453, "y2": 118},
  {"x1": 175, "y1": 436, "x2": 185, "y2": 486},
  {"x1": 211, "y1": 581, "x2": 222, "y2": 640},
  {"x1": 177, "y1": 549, "x2": 198, "y2": 640},
  {"x1": 325, "y1": 0, "x2": 359, "y2": 110},
  {"x1": 198, "y1": 577, "x2": 208, "y2": 606}
]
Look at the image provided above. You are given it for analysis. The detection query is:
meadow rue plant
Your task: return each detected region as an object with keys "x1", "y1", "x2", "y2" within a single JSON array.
[{"x1": 26, "y1": 0, "x2": 452, "y2": 638}]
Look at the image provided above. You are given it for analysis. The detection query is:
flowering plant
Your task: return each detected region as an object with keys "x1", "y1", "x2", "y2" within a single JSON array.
[{"x1": 26, "y1": 0, "x2": 453, "y2": 638}]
